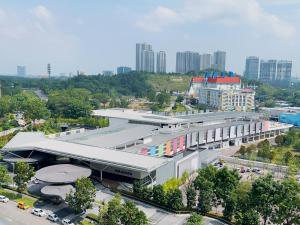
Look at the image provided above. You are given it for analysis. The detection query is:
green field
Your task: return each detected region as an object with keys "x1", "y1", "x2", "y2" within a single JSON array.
[{"x1": 147, "y1": 75, "x2": 192, "y2": 92}]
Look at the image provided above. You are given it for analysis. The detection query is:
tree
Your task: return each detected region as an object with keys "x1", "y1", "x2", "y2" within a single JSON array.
[
  {"x1": 0, "y1": 165, "x2": 11, "y2": 186},
  {"x1": 176, "y1": 95, "x2": 184, "y2": 103},
  {"x1": 13, "y1": 161, "x2": 35, "y2": 192},
  {"x1": 147, "y1": 90, "x2": 156, "y2": 102},
  {"x1": 98, "y1": 194, "x2": 148, "y2": 225},
  {"x1": 250, "y1": 175, "x2": 281, "y2": 225},
  {"x1": 152, "y1": 185, "x2": 167, "y2": 206},
  {"x1": 66, "y1": 177, "x2": 96, "y2": 214},
  {"x1": 223, "y1": 193, "x2": 237, "y2": 221},
  {"x1": 214, "y1": 167, "x2": 240, "y2": 204},
  {"x1": 283, "y1": 150, "x2": 293, "y2": 164},
  {"x1": 271, "y1": 179, "x2": 300, "y2": 225},
  {"x1": 240, "y1": 209, "x2": 260, "y2": 225},
  {"x1": 156, "y1": 92, "x2": 170, "y2": 106},
  {"x1": 98, "y1": 193, "x2": 122, "y2": 225},
  {"x1": 133, "y1": 180, "x2": 143, "y2": 196},
  {"x1": 120, "y1": 201, "x2": 148, "y2": 225},
  {"x1": 140, "y1": 186, "x2": 152, "y2": 201},
  {"x1": 257, "y1": 139, "x2": 270, "y2": 150},
  {"x1": 239, "y1": 145, "x2": 247, "y2": 157},
  {"x1": 47, "y1": 89, "x2": 92, "y2": 118},
  {"x1": 186, "y1": 185, "x2": 197, "y2": 209},
  {"x1": 246, "y1": 144, "x2": 256, "y2": 157},
  {"x1": 167, "y1": 189, "x2": 184, "y2": 210},
  {"x1": 23, "y1": 97, "x2": 49, "y2": 120},
  {"x1": 195, "y1": 177, "x2": 215, "y2": 213},
  {"x1": 234, "y1": 181, "x2": 252, "y2": 221},
  {"x1": 93, "y1": 93, "x2": 110, "y2": 108},
  {"x1": 275, "y1": 135, "x2": 285, "y2": 147},
  {"x1": 184, "y1": 213, "x2": 204, "y2": 225}
]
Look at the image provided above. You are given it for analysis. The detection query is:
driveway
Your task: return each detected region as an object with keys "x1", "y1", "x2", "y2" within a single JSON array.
[{"x1": 88, "y1": 183, "x2": 227, "y2": 225}]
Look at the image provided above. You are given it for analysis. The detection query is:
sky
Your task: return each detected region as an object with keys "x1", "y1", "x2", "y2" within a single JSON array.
[{"x1": 0, "y1": 0, "x2": 299, "y2": 76}]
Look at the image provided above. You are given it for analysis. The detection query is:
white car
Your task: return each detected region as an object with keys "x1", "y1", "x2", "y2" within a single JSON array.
[
  {"x1": 62, "y1": 219, "x2": 75, "y2": 225},
  {"x1": 31, "y1": 208, "x2": 46, "y2": 217},
  {"x1": 0, "y1": 195, "x2": 9, "y2": 203},
  {"x1": 47, "y1": 213, "x2": 59, "y2": 222}
]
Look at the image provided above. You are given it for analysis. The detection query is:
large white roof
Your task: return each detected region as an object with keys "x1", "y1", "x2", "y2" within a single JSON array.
[
  {"x1": 92, "y1": 109, "x2": 188, "y2": 125},
  {"x1": 2, "y1": 132, "x2": 168, "y2": 172}
]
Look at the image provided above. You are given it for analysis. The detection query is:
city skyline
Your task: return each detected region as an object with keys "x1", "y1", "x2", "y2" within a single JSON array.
[{"x1": 0, "y1": 1, "x2": 299, "y2": 76}]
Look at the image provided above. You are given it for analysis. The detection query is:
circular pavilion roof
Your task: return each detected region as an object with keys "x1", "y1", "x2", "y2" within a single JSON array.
[
  {"x1": 35, "y1": 164, "x2": 91, "y2": 184},
  {"x1": 41, "y1": 185, "x2": 75, "y2": 200}
]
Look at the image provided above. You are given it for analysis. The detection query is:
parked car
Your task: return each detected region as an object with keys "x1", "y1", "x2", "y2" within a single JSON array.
[
  {"x1": 47, "y1": 213, "x2": 59, "y2": 222},
  {"x1": 17, "y1": 201, "x2": 30, "y2": 210},
  {"x1": 0, "y1": 195, "x2": 9, "y2": 203},
  {"x1": 31, "y1": 208, "x2": 46, "y2": 217},
  {"x1": 62, "y1": 219, "x2": 75, "y2": 225}
]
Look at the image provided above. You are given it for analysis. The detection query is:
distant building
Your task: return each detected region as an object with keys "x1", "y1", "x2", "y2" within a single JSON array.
[
  {"x1": 212, "y1": 51, "x2": 226, "y2": 71},
  {"x1": 47, "y1": 63, "x2": 51, "y2": 78},
  {"x1": 260, "y1": 60, "x2": 277, "y2": 82},
  {"x1": 244, "y1": 56, "x2": 259, "y2": 80},
  {"x1": 200, "y1": 54, "x2": 212, "y2": 71},
  {"x1": 156, "y1": 51, "x2": 166, "y2": 73},
  {"x1": 17, "y1": 66, "x2": 26, "y2": 77},
  {"x1": 103, "y1": 70, "x2": 114, "y2": 76},
  {"x1": 189, "y1": 74, "x2": 255, "y2": 112},
  {"x1": 276, "y1": 60, "x2": 292, "y2": 82},
  {"x1": 136, "y1": 43, "x2": 155, "y2": 73},
  {"x1": 117, "y1": 66, "x2": 132, "y2": 75},
  {"x1": 176, "y1": 51, "x2": 200, "y2": 74}
]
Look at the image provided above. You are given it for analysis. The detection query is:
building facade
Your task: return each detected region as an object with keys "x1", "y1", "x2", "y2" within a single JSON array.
[
  {"x1": 156, "y1": 51, "x2": 166, "y2": 73},
  {"x1": 17, "y1": 66, "x2": 26, "y2": 77},
  {"x1": 200, "y1": 54, "x2": 212, "y2": 71},
  {"x1": 117, "y1": 66, "x2": 132, "y2": 75},
  {"x1": 276, "y1": 60, "x2": 292, "y2": 82},
  {"x1": 189, "y1": 75, "x2": 255, "y2": 112},
  {"x1": 244, "y1": 56, "x2": 259, "y2": 80},
  {"x1": 259, "y1": 60, "x2": 277, "y2": 82},
  {"x1": 213, "y1": 51, "x2": 226, "y2": 71},
  {"x1": 136, "y1": 43, "x2": 154, "y2": 72},
  {"x1": 176, "y1": 51, "x2": 200, "y2": 74}
]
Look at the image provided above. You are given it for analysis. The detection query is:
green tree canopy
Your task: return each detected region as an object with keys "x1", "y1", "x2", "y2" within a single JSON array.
[
  {"x1": 0, "y1": 165, "x2": 11, "y2": 186},
  {"x1": 250, "y1": 175, "x2": 281, "y2": 225},
  {"x1": 184, "y1": 213, "x2": 204, "y2": 225},
  {"x1": 66, "y1": 177, "x2": 96, "y2": 214},
  {"x1": 13, "y1": 161, "x2": 35, "y2": 192}
]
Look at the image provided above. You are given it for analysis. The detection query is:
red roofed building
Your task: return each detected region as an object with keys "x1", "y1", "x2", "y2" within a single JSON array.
[{"x1": 188, "y1": 75, "x2": 255, "y2": 112}]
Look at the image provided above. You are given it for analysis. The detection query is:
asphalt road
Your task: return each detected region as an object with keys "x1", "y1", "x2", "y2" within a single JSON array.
[{"x1": 0, "y1": 201, "x2": 53, "y2": 225}]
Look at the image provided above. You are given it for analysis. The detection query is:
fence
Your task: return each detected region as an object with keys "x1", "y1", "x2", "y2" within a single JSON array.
[{"x1": 220, "y1": 155, "x2": 289, "y2": 174}]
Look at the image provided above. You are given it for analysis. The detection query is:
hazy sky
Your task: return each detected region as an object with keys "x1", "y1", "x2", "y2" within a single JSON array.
[{"x1": 0, "y1": 0, "x2": 299, "y2": 76}]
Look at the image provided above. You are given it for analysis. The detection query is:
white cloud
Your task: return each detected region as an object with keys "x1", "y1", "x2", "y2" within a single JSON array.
[
  {"x1": 136, "y1": 6, "x2": 181, "y2": 32},
  {"x1": 32, "y1": 5, "x2": 53, "y2": 22},
  {"x1": 137, "y1": 0, "x2": 296, "y2": 40}
]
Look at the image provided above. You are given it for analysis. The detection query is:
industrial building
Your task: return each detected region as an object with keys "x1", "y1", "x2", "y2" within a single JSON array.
[{"x1": 2, "y1": 109, "x2": 291, "y2": 186}]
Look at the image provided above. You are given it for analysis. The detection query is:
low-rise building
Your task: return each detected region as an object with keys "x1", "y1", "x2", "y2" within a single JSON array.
[{"x1": 2, "y1": 109, "x2": 291, "y2": 186}]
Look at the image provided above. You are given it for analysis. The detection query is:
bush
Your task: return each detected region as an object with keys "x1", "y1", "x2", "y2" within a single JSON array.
[{"x1": 86, "y1": 213, "x2": 98, "y2": 222}]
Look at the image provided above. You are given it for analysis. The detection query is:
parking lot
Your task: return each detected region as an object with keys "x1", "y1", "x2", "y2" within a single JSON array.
[{"x1": 212, "y1": 160, "x2": 289, "y2": 181}]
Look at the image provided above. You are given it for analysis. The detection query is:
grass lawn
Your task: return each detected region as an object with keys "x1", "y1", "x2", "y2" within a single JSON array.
[
  {"x1": 0, "y1": 189, "x2": 37, "y2": 207},
  {"x1": 79, "y1": 219, "x2": 94, "y2": 225}
]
